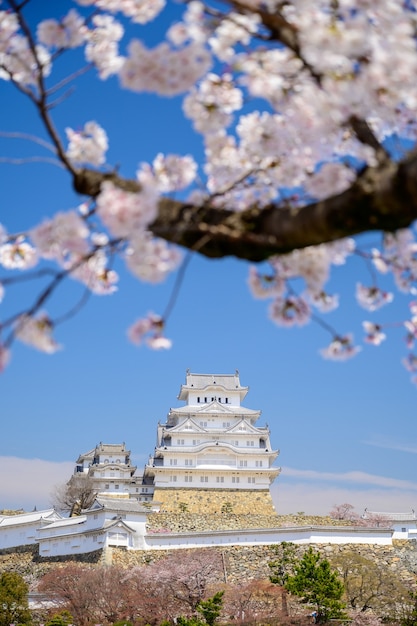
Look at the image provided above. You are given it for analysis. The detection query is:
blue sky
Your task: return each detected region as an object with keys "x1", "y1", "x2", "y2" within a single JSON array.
[{"x1": 0, "y1": 0, "x2": 416, "y2": 516}]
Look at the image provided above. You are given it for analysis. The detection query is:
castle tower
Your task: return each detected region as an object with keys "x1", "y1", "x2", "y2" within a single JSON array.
[{"x1": 146, "y1": 371, "x2": 281, "y2": 514}]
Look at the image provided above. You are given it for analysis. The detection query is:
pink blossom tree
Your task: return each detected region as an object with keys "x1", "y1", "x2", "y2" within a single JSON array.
[{"x1": 2, "y1": 1, "x2": 417, "y2": 378}]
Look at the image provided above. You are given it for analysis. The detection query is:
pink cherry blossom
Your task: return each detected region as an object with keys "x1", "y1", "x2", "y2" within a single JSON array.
[
  {"x1": 320, "y1": 335, "x2": 361, "y2": 361},
  {"x1": 356, "y1": 283, "x2": 394, "y2": 311},
  {"x1": 96, "y1": 181, "x2": 158, "y2": 238},
  {"x1": 65, "y1": 121, "x2": 108, "y2": 166},
  {"x1": 30, "y1": 211, "x2": 89, "y2": 263},
  {"x1": 71, "y1": 251, "x2": 119, "y2": 294},
  {"x1": 247, "y1": 266, "x2": 285, "y2": 300},
  {"x1": 363, "y1": 321, "x2": 386, "y2": 346},
  {"x1": 152, "y1": 153, "x2": 197, "y2": 192},
  {"x1": 15, "y1": 313, "x2": 61, "y2": 353},
  {"x1": 269, "y1": 295, "x2": 310, "y2": 327},
  {"x1": 127, "y1": 313, "x2": 172, "y2": 350},
  {"x1": 37, "y1": 10, "x2": 86, "y2": 49},
  {"x1": 0, "y1": 238, "x2": 38, "y2": 270}
]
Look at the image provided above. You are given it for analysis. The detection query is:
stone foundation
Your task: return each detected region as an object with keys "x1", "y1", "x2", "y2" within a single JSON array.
[{"x1": 152, "y1": 487, "x2": 277, "y2": 515}]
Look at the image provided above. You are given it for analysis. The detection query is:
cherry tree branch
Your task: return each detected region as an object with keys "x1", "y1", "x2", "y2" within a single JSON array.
[{"x1": 72, "y1": 148, "x2": 417, "y2": 262}]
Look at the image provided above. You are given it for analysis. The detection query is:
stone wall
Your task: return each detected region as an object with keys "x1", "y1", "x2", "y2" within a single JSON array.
[
  {"x1": 146, "y1": 512, "x2": 351, "y2": 533},
  {"x1": 152, "y1": 487, "x2": 277, "y2": 514},
  {"x1": 110, "y1": 540, "x2": 417, "y2": 588}
]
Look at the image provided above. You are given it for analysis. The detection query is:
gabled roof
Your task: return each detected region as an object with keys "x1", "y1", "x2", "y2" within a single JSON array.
[
  {"x1": 363, "y1": 510, "x2": 416, "y2": 521},
  {"x1": 0, "y1": 509, "x2": 61, "y2": 527},
  {"x1": 178, "y1": 371, "x2": 248, "y2": 400}
]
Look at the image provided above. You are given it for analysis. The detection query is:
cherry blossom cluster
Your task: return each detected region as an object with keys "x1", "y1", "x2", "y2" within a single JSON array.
[{"x1": 2, "y1": 0, "x2": 417, "y2": 378}]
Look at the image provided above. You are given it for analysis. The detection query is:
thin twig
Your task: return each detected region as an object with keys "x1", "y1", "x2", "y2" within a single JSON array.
[{"x1": 0, "y1": 130, "x2": 56, "y2": 153}]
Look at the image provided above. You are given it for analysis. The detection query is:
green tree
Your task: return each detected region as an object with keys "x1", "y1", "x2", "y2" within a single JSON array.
[
  {"x1": 285, "y1": 547, "x2": 347, "y2": 623},
  {"x1": 269, "y1": 541, "x2": 298, "y2": 616},
  {"x1": 45, "y1": 610, "x2": 74, "y2": 626},
  {"x1": 0, "y1": 571, "x2": 31, "y2": 626},
  {"x1": 196, "y1": 591, "x2": 224, "y2": 626}
]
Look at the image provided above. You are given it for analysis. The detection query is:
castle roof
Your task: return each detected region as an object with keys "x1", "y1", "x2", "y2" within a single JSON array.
[{"x1": 178, "y1": 371, "x2": 248, "y2": 400}]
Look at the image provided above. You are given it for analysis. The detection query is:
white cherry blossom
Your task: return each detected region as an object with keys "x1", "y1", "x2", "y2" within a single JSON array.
[
  {"x1": 65, "y1": 121, "x2": 108, "y2": 167},
  {"x1": 15, "y1": 314, "x2": 61, "y2": 353},
  {"x1": 0, "y1": 238, "x2": 38, "y2": 270},
  {"x1": 128, "y1": 312, "x2": 172, "y2": 349}
]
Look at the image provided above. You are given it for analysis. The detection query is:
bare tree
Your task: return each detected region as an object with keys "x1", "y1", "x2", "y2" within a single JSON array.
[{"x1": 51, "y1": 474, "x2": 97, "y2": 514}]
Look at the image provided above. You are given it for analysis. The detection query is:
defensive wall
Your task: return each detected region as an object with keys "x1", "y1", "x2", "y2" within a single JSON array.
[
  {"x1": 152, "y1": 488, "x2": 277, "y2": 515},
  {"x1": 1, "y1": 538, "x2": 416, "y2": 590}
]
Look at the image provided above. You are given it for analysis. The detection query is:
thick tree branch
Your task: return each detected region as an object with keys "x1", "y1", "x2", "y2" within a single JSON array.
[{"x1": 73, "y1": 150, "x2": 417, "y2": 262}]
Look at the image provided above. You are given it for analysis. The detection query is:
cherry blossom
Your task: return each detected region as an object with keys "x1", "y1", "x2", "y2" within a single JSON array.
[
  {"x1": 119, "y1": 39, "x2": 211, "y2": 96},
  {"x1": 0, "y1": 238, "x2": 38, "y2": 270},
  {"x1": 76, "y1": 0, "x2": 166, "y2": 24},
  {"x1": 320, "y1": 335, "x2": 361, "y2": 361},
  {"x1": 15, "y1": 313, "x2": 61, "y2": 353},
  {"x1": 152, "y1": 153, "x2": 198, "y2": 192},
  {"x1": 2, "y1": 0, "x2": 417, "y2": 374},
  {"x1": 127, "y1": 313, "x2": 172, "y2": 349},
  {"x1": 356, "y1": 284, "x2": 394, "y2": 311},
  {"x1": 30, "y1": 211, "x2": 90, "y2": 263},
  {"x1": 269, "y1": 295, "x2": 310, "y2": 327},
  {"x1": 363, "y1": 321, "x2": 386, "y2": 346},
  {"x1": 37, "y1": 9, "x2": 86, "y2": 49},
  {"x1": 71, "y1": 250, "x2": 119, "y2": 294},
  {"x1": 65, "y1": 121, "x2": 109, "y2": 167},
  {"x1": 125, "y1": 233, "x2": 181, "y2": 283},
  {"x1": 85, "y1": 14, "x2": 124, "y2": 79},
  {"x1": 96, "y1": 180, "x2": 158, "y2": 238}
]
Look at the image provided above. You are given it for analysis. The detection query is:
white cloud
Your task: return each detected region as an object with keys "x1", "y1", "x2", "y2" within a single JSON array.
[
  {"x1": 362, "y1": 438, "x2": 417, "y2": 454},
  {"x1": 281, "y1": 466, "x2": 417, "y2": 490},
  {"x1": 272, "y1": 466, "x2": 417, "y2": 515},
  {"x1": 0, "y1": 457, "x2": 73, "y2": 511}
]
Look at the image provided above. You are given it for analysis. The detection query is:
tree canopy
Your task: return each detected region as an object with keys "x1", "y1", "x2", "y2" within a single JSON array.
[
  {"x1": 2, "y1": 0, "x2": 417, "y2": 379},
  {"x1": 285, "y1": 547, "x2": 347, "y2": 623},
  {"x1": 0, "y1": 571, "x2": 31, "y2": 626}
]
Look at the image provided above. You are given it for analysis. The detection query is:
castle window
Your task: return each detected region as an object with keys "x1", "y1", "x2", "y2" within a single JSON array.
[
  {"x1": 218, "y1": 397, "x2": 221, "y2": 403},
  {"x1": 200, "y1": 476, "x2": 208, "y2": 483},
  {"x1": 115, "y1": 484, "x2": 119, "y2": 490},
  {"x1": 193, "y1": 439, "x2": 200, "y2": 445},
  {"x1": 170, "y1": 475, "x2": 177, "y2": 482},
  {"x1": 177, "y1": 439, "x2": 185, "y2": 445},
  {"x1": 216, "y1": 476, "x2": 224, "y2": 483},
  {"x1": 197, "y1": 397, "x2": 200, "y2": 403},
  {"x1": 256, "y1": 460, "x2": 263, "y2": 467},
  {"x1": 225, "y1": 398, "x2": 229, "y2": 403},
  {"x1": 185, "y1": 459, "x2": 193, "y2": 466},
  {"x1": 232, "y1": 476, "x2": 240, "y2": 483},
  {"x1": 185, "y1": 475, "x2": 192, "y2": 482},
  {"x1": 204, "y1": 397, "x2": 207, "y2": 403},
  {"x1": 248, "y1": 477, "x2": 255, "y2": 484},
  {"x1": 105, "y1": 484, "x2": 109, "y2": 489},
  {"x1": 170, "y1": 459, "x2": 178, "y2": 466}
]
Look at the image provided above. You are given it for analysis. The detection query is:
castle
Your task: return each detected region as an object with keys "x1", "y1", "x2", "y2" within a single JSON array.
[
  {"x1": 74, "y1": 370, "x2": 280, "y2": 514},
  {"x1": 0, "y1": 372, "x2": 415, "y2": 558}
]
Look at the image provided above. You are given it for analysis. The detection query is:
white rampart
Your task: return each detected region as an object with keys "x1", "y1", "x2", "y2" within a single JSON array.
[{"x1": 144, "y1": 525, "x2": 393, "y2": 551}]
